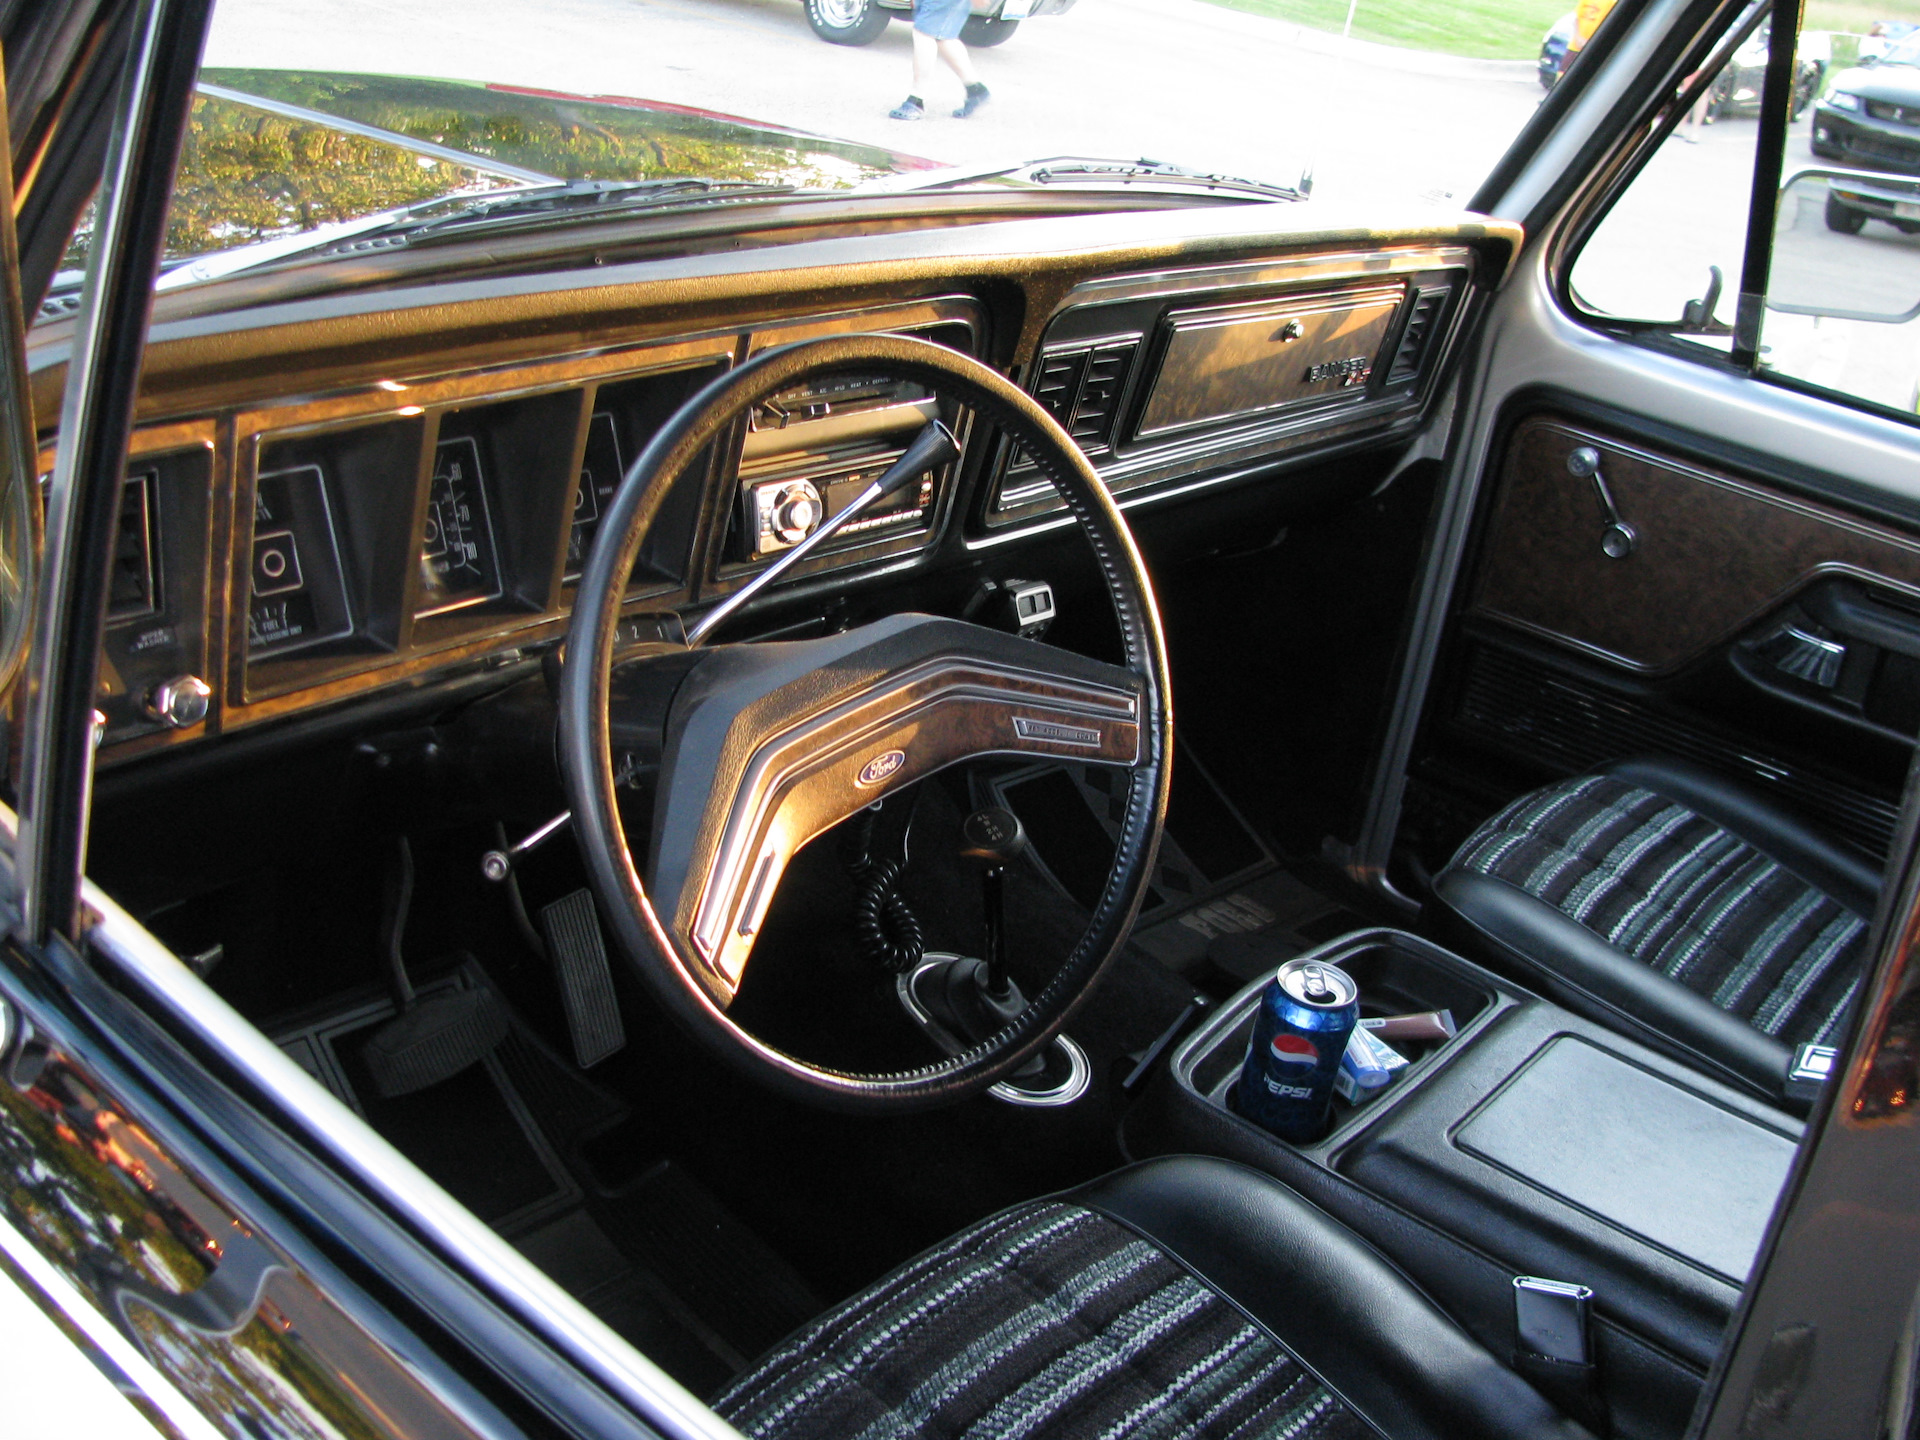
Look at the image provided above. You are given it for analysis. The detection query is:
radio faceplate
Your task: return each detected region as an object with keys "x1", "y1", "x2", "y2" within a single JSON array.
[{"x1": 735, "y1": 376, "x2": 945, "y2": 561}]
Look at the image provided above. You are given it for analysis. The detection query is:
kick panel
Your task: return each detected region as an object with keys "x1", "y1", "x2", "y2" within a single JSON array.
[{"x1": 1471, "y1": 417, "x2": 1920, "y2": 674}]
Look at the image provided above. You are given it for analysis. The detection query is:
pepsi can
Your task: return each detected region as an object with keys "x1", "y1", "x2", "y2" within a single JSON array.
[{"x1": 1234, "y1": 958, "x2": 1360, "y2": 1142}]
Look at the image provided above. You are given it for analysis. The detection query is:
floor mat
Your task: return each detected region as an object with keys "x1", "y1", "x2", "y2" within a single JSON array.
[{"x1": 271, "y1": 963, "x2": 822, "y2": 1393}]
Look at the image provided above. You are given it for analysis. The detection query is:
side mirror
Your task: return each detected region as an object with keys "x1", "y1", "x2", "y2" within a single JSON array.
[{"x1": 1768, "y1": 167, "x2": 1920, "y2": 325}]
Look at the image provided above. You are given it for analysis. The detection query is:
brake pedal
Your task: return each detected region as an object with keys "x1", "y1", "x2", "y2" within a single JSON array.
[
  {"x1": 540, "y1": 889, "x2": 625, "y2": 1068},
  {"x1": 362, "y1": 837, "x2": 508, "y2": 1098}
]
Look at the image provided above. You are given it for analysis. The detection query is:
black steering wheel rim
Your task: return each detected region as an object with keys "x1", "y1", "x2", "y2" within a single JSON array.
[{"x1": 558, "y1": 333, "x2": 1172, "y2": 1113}]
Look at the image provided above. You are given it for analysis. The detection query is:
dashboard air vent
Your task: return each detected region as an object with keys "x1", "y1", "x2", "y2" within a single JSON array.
[
  {"x1": 1033, "y1": 349, "x2": 1088, "y2": 424},
  {"x1": 1386, "y1": 289, "x2": 1447, "y2": 386},
  {"x1": 1068, "y1": 343, "x2": 1138, "y2": 453}
]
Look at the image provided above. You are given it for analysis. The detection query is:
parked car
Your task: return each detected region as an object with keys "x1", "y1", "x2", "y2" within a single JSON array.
[
  {"x1": 5, "y1": 0, "x2": 1920, "y2": 1438},
  {"x1": 1813, "y1": 30, "x2": 1920, "y2": 173},
  {"x1": 1706, "y1": 22, "x2": 1823, "y2": 118},
  {"x1": 1538, "y1": 10, "x2": 1574, "y2": 89},
  {"x1": 802, "y1": 0, "x2": 1075, "y2": 47},
  {"x1": 1823, "y1": 171, "x2": 1920, "y2": 232}
]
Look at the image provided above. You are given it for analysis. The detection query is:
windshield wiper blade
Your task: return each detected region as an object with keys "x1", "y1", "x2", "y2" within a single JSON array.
[
  {"x1": 383, "y1": 178, "x2": 802, "y2": 241},
  {"x1": 1023, "y1": 159, "x2": 1307, "y2": 200},
  {"x1": 865, "y1": 155, "x2": 1307, "y2": 202}
]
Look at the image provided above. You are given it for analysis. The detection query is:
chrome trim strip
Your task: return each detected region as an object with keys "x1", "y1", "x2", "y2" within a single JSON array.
[
  {"x1": 195, "y1": 84, "x2": 558, "y2": 188},
  {"x1": 0, "y1": 1211, "x2": 227, "y2": 1440},
  {"x1": 70, "y1": 841, "x2": 745, "y2": 1440}
]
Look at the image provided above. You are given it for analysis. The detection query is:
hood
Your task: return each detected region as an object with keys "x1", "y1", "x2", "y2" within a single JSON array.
[
  {"x1": 1829, "y1": 60, "x2": 1920, "y2": 104},
  {"x1": 38, "y1": 68, "x2": 941, "y2": 315}
]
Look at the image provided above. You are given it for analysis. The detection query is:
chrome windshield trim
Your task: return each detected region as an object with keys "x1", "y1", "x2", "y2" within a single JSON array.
[{"x1": 62, "y1": 827, "x2": 744, "y2": 1440}]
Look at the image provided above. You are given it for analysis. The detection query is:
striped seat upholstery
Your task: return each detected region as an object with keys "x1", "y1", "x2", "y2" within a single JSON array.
[
  {"x1": 715, "y1": 1200, "x2": 1372, "y2": 1440},
  {"x1": 1454, "y1": 773, "x2": 1867, "y2": 1050}
]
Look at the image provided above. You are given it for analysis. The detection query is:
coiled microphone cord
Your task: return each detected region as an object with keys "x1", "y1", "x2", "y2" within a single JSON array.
[{"x1": 846, "y1": 803, "x2": 925, "y2": 974}]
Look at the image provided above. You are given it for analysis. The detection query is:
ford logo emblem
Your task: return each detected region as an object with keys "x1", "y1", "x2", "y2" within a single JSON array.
[{"x1": 856, "y1": 750, "x2": 906, "y2": 787}]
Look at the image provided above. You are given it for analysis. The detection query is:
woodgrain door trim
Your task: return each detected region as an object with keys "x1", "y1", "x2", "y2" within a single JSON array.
[{"x1": 1469, "y1": 416, "x2": 1920, "y2": 675}]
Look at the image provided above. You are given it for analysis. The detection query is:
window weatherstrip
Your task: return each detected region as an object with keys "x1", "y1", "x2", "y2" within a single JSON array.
[{"x1": 1732, "y1": 0, "x2": 1807, "y2": 365}]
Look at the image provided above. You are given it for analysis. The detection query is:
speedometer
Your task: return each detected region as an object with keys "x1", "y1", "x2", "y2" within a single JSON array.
[{"x1": 416, "y1": 436, "x2": 502, "y2": 616}]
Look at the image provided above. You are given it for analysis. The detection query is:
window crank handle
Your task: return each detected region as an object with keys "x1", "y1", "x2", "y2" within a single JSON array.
[{"x1": 1566, "y1": 445, "x2": 1637, "y2": 560}]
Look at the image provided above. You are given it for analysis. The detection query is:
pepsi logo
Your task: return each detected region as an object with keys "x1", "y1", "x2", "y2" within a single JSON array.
[
  {"x1": 856, "y1": 749, "x2": 906, "y2": 788},
  {"x1": 1268, "y1": 1033, "x2": 1319, "y2": 1072}
]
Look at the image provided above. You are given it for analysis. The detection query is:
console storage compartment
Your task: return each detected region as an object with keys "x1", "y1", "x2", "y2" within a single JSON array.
[{"x1": 1124, "y1": 927, "x2": 1804, "y2": 1440}]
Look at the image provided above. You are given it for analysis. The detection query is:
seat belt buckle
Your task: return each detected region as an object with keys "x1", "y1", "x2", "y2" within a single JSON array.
[
  {"x1": 1785, "y1": 1043, "x2": 1838, "y2": 1104},
  {"x1": 1514, "y1": 1275, "x2": 1593, "y2": 1365},
  {"x1": 1513, "y1": 1277, "x2": 1609, "y2": 1435}
]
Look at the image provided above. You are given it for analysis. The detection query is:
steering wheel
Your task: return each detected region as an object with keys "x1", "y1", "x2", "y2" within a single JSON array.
[{"x1": 557, "y1": 334, "x2": 1171, "y2": 1112}]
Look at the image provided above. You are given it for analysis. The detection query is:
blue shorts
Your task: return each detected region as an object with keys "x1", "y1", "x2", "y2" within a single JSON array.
[{"x1": 913, "y1": 0, "x2": 972, "y2": 40}]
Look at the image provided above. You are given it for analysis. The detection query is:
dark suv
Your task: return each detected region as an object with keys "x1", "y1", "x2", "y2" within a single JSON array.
[{"x1": 1812, "y1": 31, "x2": 1920, "y2": 174}]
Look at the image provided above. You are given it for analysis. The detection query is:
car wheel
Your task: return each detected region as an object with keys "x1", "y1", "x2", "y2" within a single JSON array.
[
  {"x1": 960, "y1": 15, "x2": 1019, "y2": 44},
  {"x1": 1895, "y1": 220, "x2": 1920, "y2": 235},
  {"x1": 805, "y1": 0, "x2": 891, "y2": 45},
  {"x1": 1826, "y1": 192, "x2": 1869, "y2": 234}
]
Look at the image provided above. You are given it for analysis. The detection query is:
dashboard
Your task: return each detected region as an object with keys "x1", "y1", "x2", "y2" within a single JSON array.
[{"x1": 29, "y1": 205, "x2": 1515, "y2": 762}]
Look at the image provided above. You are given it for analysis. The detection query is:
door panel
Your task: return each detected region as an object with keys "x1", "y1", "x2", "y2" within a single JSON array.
[
  {"x1": 1472, "y1": 417, "x2": 1920, "y2": 674},
  {"x1": 1351, "y1": 247, "x2": 1920, "y2": 899}
]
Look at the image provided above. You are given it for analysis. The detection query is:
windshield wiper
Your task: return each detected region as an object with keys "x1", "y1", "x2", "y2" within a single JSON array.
[
  {"x1": 869, "y1": 155, "x2": 1309, "y2": 202},
  {"x1": 1024, "y1": 159, "x2": 1308, "y2": 200},
  {"x1": 292, "y1": 178, "x2": 802, "y2": 258}
]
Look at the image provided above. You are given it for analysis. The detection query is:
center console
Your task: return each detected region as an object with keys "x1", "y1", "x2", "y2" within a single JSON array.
[{"x1": 1123, "y1": 929, "x2": 1803, "y2": 1440}]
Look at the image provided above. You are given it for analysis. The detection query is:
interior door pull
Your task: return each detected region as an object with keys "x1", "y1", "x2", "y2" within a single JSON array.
[{"x1": 1566, "y1": 446, "x2": 1637, "y2": 559}]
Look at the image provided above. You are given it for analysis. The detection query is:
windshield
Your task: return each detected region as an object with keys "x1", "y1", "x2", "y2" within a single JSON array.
[{"x1": 66, "y1": 0, "x2": 1601, "y2": 305}]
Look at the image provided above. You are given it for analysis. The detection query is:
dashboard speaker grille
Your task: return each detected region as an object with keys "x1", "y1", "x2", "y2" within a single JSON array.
[
  {"x1": 1387, "y1": 288, "x2": 1446, "y2": 386},
  {"x1": 1446, "y1": 642, "x2": 1901, "y2": 857}
]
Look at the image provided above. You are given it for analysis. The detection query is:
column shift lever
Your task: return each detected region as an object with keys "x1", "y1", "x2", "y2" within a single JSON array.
[{"x1": 960, "y1": 806, "x2": 1027, "y2": 1003}]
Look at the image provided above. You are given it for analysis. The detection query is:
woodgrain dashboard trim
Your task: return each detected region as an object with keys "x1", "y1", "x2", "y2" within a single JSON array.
[
  {"x1": 33, "y1": 211, "x2": 1519, "y2": 763},
  {"x1": 1470, "y1": 416, "x2": 1920, "y2": 674},
  {"x1": 216, "y1": 300, "x2": 980, "y2": 735}
]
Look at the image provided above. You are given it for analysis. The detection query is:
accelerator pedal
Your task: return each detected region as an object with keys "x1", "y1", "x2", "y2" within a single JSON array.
[{"x1": 541, "y1": 889, "x2": 625, "y2": 1068}]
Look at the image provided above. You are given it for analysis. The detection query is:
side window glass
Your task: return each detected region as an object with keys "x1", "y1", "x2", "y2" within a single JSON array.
[
  {"x1": 1769, "y1": 25, "x2": 1920, "y2": 410},
  {"x1": 1569, "y1": 5, "x2": 1920, "y2": 418},
  {"x1": 1570, "y1": 61, "x2": 1759, "y2": 338}
]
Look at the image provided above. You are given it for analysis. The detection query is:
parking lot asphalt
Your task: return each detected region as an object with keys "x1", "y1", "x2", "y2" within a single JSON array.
[
  {"x1": 202, "y1": 0, "x2": 1541, "y2": 206},
  {"x1": 203, "y1": 0, "x2": 1920, "y2": 409}
]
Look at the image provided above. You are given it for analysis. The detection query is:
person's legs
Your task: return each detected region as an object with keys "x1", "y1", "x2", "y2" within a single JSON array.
[
  {"x1": 913, "y1": 28, "x2": 943, "y2": 92},
  {"x1": 891, "y1": 25, "x2": 938, "y2": 118},
  {"x1": 935, "y1": 36, "x2": 978, "y2": 86}
]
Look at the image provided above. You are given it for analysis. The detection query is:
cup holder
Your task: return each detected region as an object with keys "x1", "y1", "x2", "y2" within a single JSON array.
[{"x1": 1181, "y1": 928, "x2": 1499, "y2": 1148}]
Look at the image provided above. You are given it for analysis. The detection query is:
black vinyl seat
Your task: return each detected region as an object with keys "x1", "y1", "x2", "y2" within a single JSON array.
[
  {"x1": 1434, "y1": 756, "x2": 1881, "y2": 1101},
  {"x1": 716, "y1": 1156, "x2": 1590, "y2": 1440}
]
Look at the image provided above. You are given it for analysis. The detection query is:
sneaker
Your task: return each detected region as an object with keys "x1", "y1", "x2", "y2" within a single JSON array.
[
  {"x1": 954, "y1": 84, "x2": 990, "y2": 119},
  {"x1": 890, "y1": 96, "x2": 925, "y2": 121}
]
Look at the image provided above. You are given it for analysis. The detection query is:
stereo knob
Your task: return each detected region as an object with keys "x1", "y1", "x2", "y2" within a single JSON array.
[
  {"x1": 145, "y1": 674, "x2": 211, "y2": 730},
  {"x1": 770, "y1": 482, "x2": 822, "y2": 546}
]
